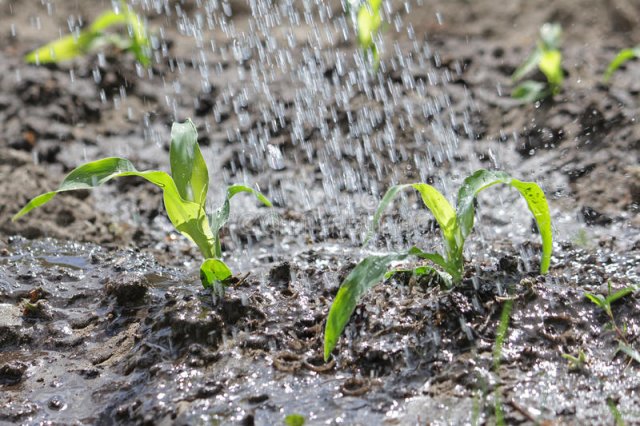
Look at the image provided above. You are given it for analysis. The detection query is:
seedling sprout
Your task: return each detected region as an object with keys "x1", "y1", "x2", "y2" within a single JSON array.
[
  {"x1": 604, "y1": 46, "x2": 640, "y2": 82},
  {"x1": 511, "y1": 23, "x2": 564, "y2": 102},
  {"x1": 13, "y1": 120, "x2": 271, "y2": 296},
  {"x1": 25, "y1": 3, "x2": 151, "y2": 66},
  {"x1": 323, "y1": 169, "x2": 553, "y2": 361}
]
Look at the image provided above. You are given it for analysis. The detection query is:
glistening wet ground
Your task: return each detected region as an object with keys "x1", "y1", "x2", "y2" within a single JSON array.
[{"x1": 1, "y1": 236, "x2": 639, "y2": 424}]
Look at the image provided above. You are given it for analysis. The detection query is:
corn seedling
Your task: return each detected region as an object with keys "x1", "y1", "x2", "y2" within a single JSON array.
[
  {"x1": 585, "y1": 282, "x2": 640, "y2": 364},
  {"x1": 12, "y1": 119, "x2": 271, "y2": 295},
  {"x1": 284, "y1": 414, "x2": 305, "y2": 426},
  {"x1": 323, "y1": 169, "x2": 552, "y2": 361},
  {"x1": 25, "y1": 3, "x2": 151, "y2": 66},
  {"x1": 607, "y1": 397, "x2": 626, "y2": 426},
  {"x1": 345, "y1": 0, "x2": 382, "y2": 71},
  {"x1": 511, "y1": 23, "x2": 563, "y2": 102},
  {"x1": 561, "y1": 349, "x2": 587, "y2": 371},
  {"x1": 604, "y1": 46, "x2": 640, "y2": 82}
]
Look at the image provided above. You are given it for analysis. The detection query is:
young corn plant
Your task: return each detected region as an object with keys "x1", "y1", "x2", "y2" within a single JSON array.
[
  {"x1": 511, "y1": 23, "x2": 564, "y2": 102},
  {"x1": 25, "y1": 4, "x2": 151, "y2": 66},
  {"x1": 323, "y1": 169, "x2": 553, "y2": 361},
  {"x1": 12, "y1": 119, "x2": 271, "y2": 296},
  {"x1": 345, "y1": 0, "x2": 383, "y2": 71},
  {"x1": 604, "y1": 46, "x2": 640, "y2": 82},
  {"x1": 585, "y1": 281, "x2": 640, "y2": 364}
]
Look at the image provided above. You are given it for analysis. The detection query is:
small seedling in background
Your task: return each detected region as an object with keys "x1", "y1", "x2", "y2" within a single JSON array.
[
  {"x1": 323, "y1": 169, "x2": 553, "y2": 361},
  {"x1": 357, "y1": 0, "x2": 383, "y2": 71},
  {"x1": 344, "y1": 0, "x2": 382, "y2": 71},
  {"x1": 607, "y1": 397, "x2": 626, "y2": 426},
  {"x1": 604, "y1": 46, "x2": 640, "y2": 82},
  {"x1": 561, "y1": 349, "x2": 587, "y2": 371},
  {"x1": 511, "y1": 23, "x2": 564, "y2": 102},
  {"x1": 284, "y1": 414, "x2": 305, "y2": 426},
  {"x1": 25, "y1": 3, "x2": 151, "y2": 66},
  {"x1": 13, "y1": 119, "x2": 271, "y2": 296},
  {"x1": 585, "y1": 281, "x2": 639, "y2": 364}
]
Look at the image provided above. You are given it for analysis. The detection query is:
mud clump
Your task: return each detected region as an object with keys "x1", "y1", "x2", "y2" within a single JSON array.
[
  {"x1": 0, "y1": 361, "x2": 28, "y2": 385},
  {"x1": 161, "y1": 296, "x2": 225, "y2": 348},
  {"x1": 104, "y1": 273, "x2": 149, "y2": 306}
]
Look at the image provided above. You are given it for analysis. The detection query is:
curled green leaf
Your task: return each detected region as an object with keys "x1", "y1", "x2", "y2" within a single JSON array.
[
  {"x1": 200, "y1": 258, "x2": 233, "y2": 289},
  {"x1": 604, "y1": 46, "x2": 640, "y2": 82},
  {"x1": 209, "y1": 185, "x2": 272, "y2": 258},
  {"x1": 25, "y1": 7, "x2": 151, "y2": 66},
  {"x1": 324, "y1": 253, "x2": 408, "y2": 361},
  {"x1": 456, "y1": 169, "x2": 552, "y2": 274}
]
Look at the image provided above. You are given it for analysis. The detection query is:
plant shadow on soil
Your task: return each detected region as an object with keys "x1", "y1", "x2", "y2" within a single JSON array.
[{"x1": 1, "y1": 0, "x2": 640, "y2": 424}]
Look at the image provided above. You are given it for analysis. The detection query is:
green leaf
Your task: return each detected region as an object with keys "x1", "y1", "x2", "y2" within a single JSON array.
[
  {"x1": 456, "y1": 169, "x2": 553, "y2": 274},
  {"x1": 584, "y1": 292, "x2": 606, "y2": 310},
  {"x1": 366, "y1": 183, "x2": 456, "y2": 249},
  {"x1": 324, "y1": 253, "x2": 408, "y2": 361},
  {"x1": 539, "y1": 49, "x2": 563, "y2": 88},
  {"x1": 407, "y1": 246, "x2": 449, "y2": 271},
  {"x1": 512, "y1": 50, "x2": 542, "y2": 82},
  {"x1": 123, "y1": 8, "x2": 151, "y2": 66},
  {"x1": 12, "y1": 157, "x2": 215, "y2": 259},
  {"x1": 89, "y1": 10, "x2": 128, "y2": 32},
  {"x1": 284, "y1": 414, "x2": 306, "y2": 426},
  {"x1": 25, "y1": 7, "x2": 151, "y2": 66},
  {"x1": 511, "y1": 80, "x2": 549, "y2": 102},
  {"x1": 493, "y1": 299, "x2": 513, "y2": 370},
  {"x1": 89, "y1": 9, "x2": 151, "y2": 65},
  {"x1": 209, "y1": 185, "x2": 272, "y2": 258},
  {"x1": 539, "y1": 23, "x2": 562, "y2": 51},
  {"x1": 357, "y1": 0, "x2": 382, "y2": 50},
  {"x1": 606, "y1": 286, "x2": 636, "y2": 305},
  {"x1": 200, "y1": 258, "x2": 233, "y2": 289},
  {"x1": 604, "y1": 47, "x2": 640, "y2": 82},
  {"x1": 24, "y1": 32, "x2": 98, "y2": 64},
  {"x1": 170, "y1": 119, "x2": 209, "y2": 205},
  {"x1": 616, "y1": 342, "x2": 640, "y2": 365}
]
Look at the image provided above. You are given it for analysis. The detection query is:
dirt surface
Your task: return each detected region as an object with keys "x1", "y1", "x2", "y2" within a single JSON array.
[{"x1": 1, "y1": 0, "x2": 640, "y2": 424}]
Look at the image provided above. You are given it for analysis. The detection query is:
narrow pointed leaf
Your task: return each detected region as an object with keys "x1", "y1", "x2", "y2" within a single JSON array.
[
  {"x1": 511, "y1": 50, "x2": 542, "y2": 82},
  {"x1": 606, "y1": 286, "x2": 636, "y2": 305},
  {"x1": 209, "y1": 184, "x2": 272, "y2": 258},
  {"x1": 616, "y1": 342, "x2": 640, "y2": 365},
  {"x1": 539, "y1": 49, "x2": 563, "y2": 87},
  {"x1": 456, "y1": 169, "x2": 552, "y2": 274},
  {"x1": 584, "y1": 292, "x2": 607, "y2": 310},
  {"x1": 12, "y1": 157, "x2": 215, "y2": 259},
  {"x1": 89, "y1": 9, "x2": 150, "y2": 65},
  {"x1": 25, "y1": 32, "x2": 97, "y2": 64},
  {"x1": 411, "y1": 184, "x2": 457, "y2": 245},
  {"x1": 512, "y1": 80, "x2": 548, "y2": 102},
  {"x1": 385, "y1": 265, "x2": 437, "y2": 280},
  {"x1": 123, "y1": 9, "x2": 151, "y2": 66},
  {"x1": 357, "y1": 0, "x2": 382, "y2": 50},
  {"x1": 89, "y1": 10, "x2": 128, "y2": 32},
  {"x1": 366, "y1": 183, "x2": 456, "y2": 248},
  {"x1": 604, "y1": 47, "x2": 640, "y2": 82},
  {"x1": 324, "y1": 253, "x2": 408, "y2": 361},
  {"x1": 170, "y1": 119, "x2": 209, "y2": 205},
  {"x1": 200, "y1": 258, "x2": 233, "y2": 289},
  {"x1": 407, "y1": 246, "x2": 449, "y2": 271}
]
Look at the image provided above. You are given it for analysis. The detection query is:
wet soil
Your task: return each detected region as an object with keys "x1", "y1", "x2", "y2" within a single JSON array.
[{"x1": 1, "y1": 0, "x2": 640, "y2": 424}]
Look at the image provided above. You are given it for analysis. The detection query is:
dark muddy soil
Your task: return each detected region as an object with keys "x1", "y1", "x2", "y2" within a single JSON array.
[{"x1": 1, "y1": 0, "x2": 639, "y2": 424}]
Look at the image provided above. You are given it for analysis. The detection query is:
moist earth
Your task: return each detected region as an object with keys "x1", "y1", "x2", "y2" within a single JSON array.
[{"x1": 1, "y1": 0, "x2": 639, "y2": 424}]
